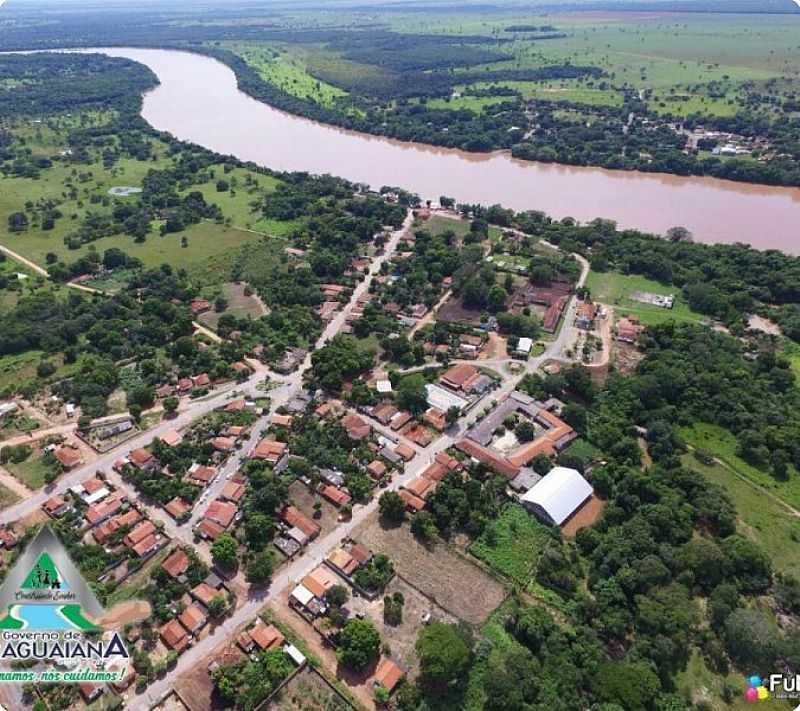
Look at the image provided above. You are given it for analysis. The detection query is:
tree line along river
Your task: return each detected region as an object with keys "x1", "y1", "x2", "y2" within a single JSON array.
[{"x1": 92, "y1": 48, "x2": 800, "y2": 253}]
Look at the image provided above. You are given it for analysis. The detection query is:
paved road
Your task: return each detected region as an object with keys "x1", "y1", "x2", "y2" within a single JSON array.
[{"x1": 3, "y1": 210, "x2": 590, "y2": 708}]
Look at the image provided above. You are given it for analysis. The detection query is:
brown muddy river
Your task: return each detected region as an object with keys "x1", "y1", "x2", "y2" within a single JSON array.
[{"x1": 101, "y1": 47, "x2": 800, "y2": 252}]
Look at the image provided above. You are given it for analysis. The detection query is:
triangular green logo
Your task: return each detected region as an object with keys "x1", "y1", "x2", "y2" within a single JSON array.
[{"x1": 21, "y1": 552, "x2": 66, "y2": 591}]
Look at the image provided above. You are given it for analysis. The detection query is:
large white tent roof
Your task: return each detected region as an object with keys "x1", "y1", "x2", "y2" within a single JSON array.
[{"x1": 521, "y1": 466, "x2": 593, "y2": 525}]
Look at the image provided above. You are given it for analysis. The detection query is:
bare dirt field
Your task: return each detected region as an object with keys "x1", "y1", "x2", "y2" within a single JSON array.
[
  {"x1": 354, "y1": 513, "x2": 507, "y2": 625},
  {"x1": 347, "y1": 576, "x2": 457, "y2": 676},
  {"x1": 98, "y1": 599, "x2": 152, "y2": 629},
  {"x1": 437, "y1": 295, "x2": 483, "y2": 326},
  {"x1": 561, "y1": 495, "x2": 605, "y2": 539},
  {"x1": 199, "y1": 282, "x2": 268, "y2": 330},
  {"x1": 268, "y1": 667, "x2": 352, "y2": 711},
  {"x1": 289, "y1": 480, "x2": 341, "y2": 536},
  {"x1": 613, "y1": 341, "x2": 645, "y2": 375}
]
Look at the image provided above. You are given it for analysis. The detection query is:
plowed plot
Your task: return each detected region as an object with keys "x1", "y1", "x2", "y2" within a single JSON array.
[{"x1": 355, "y1": 513, "x2": 506, "y2": 625}]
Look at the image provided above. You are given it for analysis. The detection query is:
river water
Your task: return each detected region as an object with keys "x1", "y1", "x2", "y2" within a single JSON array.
[{"x1": 97, "y1": 47, "x2": 800, "y2": 252}]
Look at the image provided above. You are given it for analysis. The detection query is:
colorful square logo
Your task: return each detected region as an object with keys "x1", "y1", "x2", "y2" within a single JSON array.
[{"x1": 745, "y1": 676, "x2": 770, "y2": 702}]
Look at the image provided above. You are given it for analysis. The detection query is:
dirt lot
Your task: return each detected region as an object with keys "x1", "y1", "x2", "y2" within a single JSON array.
[
  {"x1": 614, "y1": 341, "x2": 645, "y2": 375},
  {"x1": 98, "y1": 600, "x2": 151, "y2": 629},
  {"x1": 354, "y1": 513, "x2": 507, "y2": 626},
  {"x1": 561, "y1": 495, "x2": 605, "y2": 539},
  {"x1": 289, "y1": 480, "x2": 341, "y2": 537},
  {"x1": 347, "y1": 576, "x2": 456, "y2": 676},
  {"x1": 268, "y1": 667, "x2": 352, "y2": 711},
  {"x1": 480, "y1": 333, "x2": 507, "y2": 360},
  {"x1": 200, "y1": 282, "x2": 268, "y2": 330},
  {"x1": 437, "y1": 295, "x2": 483, "y2": 326}
]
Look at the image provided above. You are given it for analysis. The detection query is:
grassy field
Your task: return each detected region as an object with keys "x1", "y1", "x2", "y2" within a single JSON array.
[
  {"x1": 0, "y1": 349, "x2": 78, "y2": 392},
  {"x1": 680, "y1": 422, "x2": 800, "y2": 512},
  {"x1": 3, "y1": 453, "x2": 56, "y2": 490},
  {"x1": 0, "y1": 483, "x2": 20, "y2": 509},
  {"x1": 683, "y1": 453, "x2": 800, "y2": 577},
  {"x1": 563, "y1": 437, "x2": 600, "y2": 462},
  {"x1": 469, "y1": 504, "x2": 552, "y2": 585},
  {"x1": 224, "y1": 42, "x2": 348, "y2": 107},
  {"x1": 0, "y1": 111, "x2": 287, "y2": 283},
  {"x1": 676, "y1": 648, "x2": 792, "y2": 711},
  {"x1": 586, "y1": 270, "x2": 704, "y2": 326}
]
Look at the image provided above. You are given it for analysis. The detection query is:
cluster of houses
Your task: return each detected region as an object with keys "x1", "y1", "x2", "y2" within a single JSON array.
[
  {"x1": 43, "y1": 475, "x2": 169, "y2": 566},
  {"x1": 398, "y1": 451, "x2": 463, "y2": 513},
  {"x1": 288, "y1": 538, "x2": 406, "y2": 698},
  {"x1": 422, "y1": 331, "x2": 487, "y2": 361},
  {"x1": 158, "y1": 548, "x2": 230, "y2": 654}
]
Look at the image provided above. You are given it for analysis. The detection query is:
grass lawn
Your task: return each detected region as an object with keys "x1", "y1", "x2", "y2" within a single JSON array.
[
  {"x1": 4, "y1": 454, "x2": 56, "y2": 490},
  {"x1": 563, "y1": 437, "x2": 600, "y2": 463},
  {"x1": 682, "y1": 453, "x2": 800, "y2": 578},
  {"x1": 680, "y1": 422, "x2": 800, "y2": 512},
  {"x1": 0, "y1": 350, "x2": 78, "y2": 392},
  {"x1": 586, "y1": 270, "x2": 704, "y2": 326},
  {"x1": 469, "y1": 503, "x2": 552, "y2": 585},
  {"x1": 0, "y1": 483, "x2": 20, "y2": 509}
]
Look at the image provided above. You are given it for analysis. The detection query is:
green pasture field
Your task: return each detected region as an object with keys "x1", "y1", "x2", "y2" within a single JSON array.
[
  {"x1": 391, "y1": 12, "x2": 796, "y2": 118},
  {"x1": 223, "y1": 41, "x2": 348, "y2": 107},
  {"x1": 682, "y1": 454, "x2": 800, "y2": 577},
  {"x1": 680, "y1": 422, "x2": 800, "y2": 512},
  {"x1": 586, "y1": 270, "x2": 704, "y2": 326}
]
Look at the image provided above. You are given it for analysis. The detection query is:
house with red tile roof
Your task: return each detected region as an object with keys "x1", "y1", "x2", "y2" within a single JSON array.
[
  {"x1": 341, "y1": 413, "x2": 370, "y2": 441},
  {"x1": 187, "y1": 464, "x2": 217, "y2": 487},
  {"x1": 249, "y1": 622, "x2": 284, "y2": 651},
  {"x1": 320, "y1": 485, "x2": 351, "y2": 508},
  {"x1": 128, "y1": 448, "x2": 156, "y2": 470},
  {"x1": 394, "y1": 443, "x2": 415, "y2": 462},
  {"x1": 165, "y1": 497, "x2": 191, "y2": 519},
  {"x1": 374, "y1": 657, "x2": 404, "y2": 694},
  {"x1": 160, "y1": 619, "x2": 189, "y2": 652},
  {"x1": 367, "y1": 460, "x2": 387, "y2": 480},
  {"x1": 191, "y1": 582, "x2": 221, "y2": 607},
  {"x1": 213, "y1": 437, "x2": 236, "y2": 453},
  {"x1": 192, "y1": 373, "x2": 211, "y2": 388},
  {"x1": 423, "y1": 407, "x2": 447, "y2": 432},
  {"x1": 53, "y1": 445, "x2": 84, "y2": 470},
  {"x1": 280, "y1": 506, "x2": 321, "y2": 539},
  {"x1": 197, "y1": 519, "x2": 226, "y2": 541},
  {"x1": 441, "y1": 364, "x2": 480, "y2": 391},
  {"x1": 162, "y1": 549, "x2": 190, "y2": 579},
  {"x1": 179, "y1": 603, "x2": 207, "y2": 634},
  {"x1": 272, "y1": 414, "x2": 293, "y2": 428},
  {"x1": 405, "y1": 477, "x2": 435, "y2": 500},
  {"x1": 224, "y1": 399, "x2": 246, "y2": 413},
  {"x1": 399, "y1": 490, "x2": 426, "y2": 512},
  {"x1": 160, "y1": 430, "x2": 183, "y2": 448},
  {"x1": 251, "y1": 439, "x2": 287, "y2": 465},
  {"x1": 205, "y1": 500, "x2": 238, "y2": 529},
  {"x1": 220, "y1": 480, "x2": 246, "y2": 504}
]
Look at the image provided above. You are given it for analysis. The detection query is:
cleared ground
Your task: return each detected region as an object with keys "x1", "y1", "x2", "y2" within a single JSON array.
[{"x1": 354, "y1": 512, "x2": 506, "y2": 625}]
